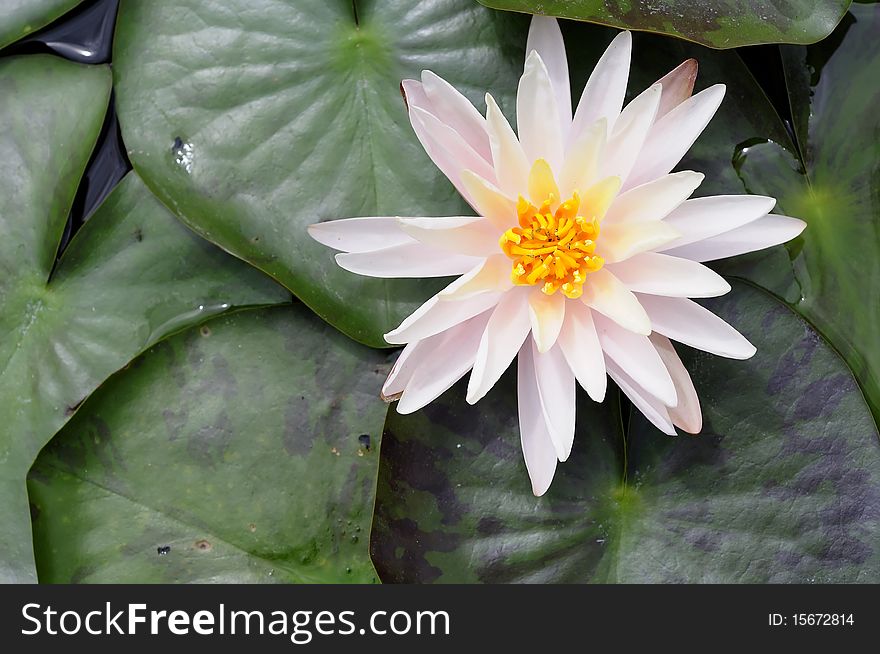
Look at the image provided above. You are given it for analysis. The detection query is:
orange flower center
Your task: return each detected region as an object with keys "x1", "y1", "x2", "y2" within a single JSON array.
[{"x1": 499, "y1": 192, "x2": 604, "y2": 299}]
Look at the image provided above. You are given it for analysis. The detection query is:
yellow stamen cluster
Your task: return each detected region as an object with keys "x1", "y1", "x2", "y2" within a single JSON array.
[{"x1": 499, "y1": 192, "x2": 604, "y2": 299}]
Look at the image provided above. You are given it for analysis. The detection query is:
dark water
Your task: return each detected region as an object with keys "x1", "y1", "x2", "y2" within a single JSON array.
[{"x1": 1, "y1": 0, "x2": 129, "y2": 257}]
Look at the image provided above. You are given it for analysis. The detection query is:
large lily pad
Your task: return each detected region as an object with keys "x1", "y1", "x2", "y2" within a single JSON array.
[
  {"x1": 371, "y1": 282, "x2": 880, "y2": 582},
  {"x1": 112, "y1": 0, "x2": 536, "y2": 347},
  {"x1": 0, "y1": 55, "x2": 288, "y2": 583},
  {"x1": 29, "y1": 306, "x2": 389, "y2": 583},
  {"x1": 732, "y1": 3, "x2": 880, "y2": 416},
  {"x1": 478, "y1": 0, "x2": 851, "y2": 48},
  {"x1": 0, "y1": 0, "x2": 83, "y2": 49}
]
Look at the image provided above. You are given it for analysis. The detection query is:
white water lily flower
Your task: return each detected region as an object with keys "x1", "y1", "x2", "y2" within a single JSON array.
[{"x1": 309, "y1": 17, "x2": 805, "y2": 495}]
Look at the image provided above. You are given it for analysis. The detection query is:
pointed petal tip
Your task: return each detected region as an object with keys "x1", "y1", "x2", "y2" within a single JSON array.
[
  {"x1": 614, "y1": 30, "x2": 633, "y2": 45},
  {"x1": 531, "y1": 476, "x2": 554, "y2": 497},
  {"x1": 633, "y1": 316, "x2": 652, "y2": 336},
  {"x1": 676, "y1": 418, "x2": 703, "y2": 435},
  {"x1": 383, "y1": 329, "x2": 406, "y2": 345},
  {"x1": 707, "y1": 83, "x2": 727, "y2": 99},
  {"x1": 586, "y1": 374, "x2": 608, "y2": 403}
]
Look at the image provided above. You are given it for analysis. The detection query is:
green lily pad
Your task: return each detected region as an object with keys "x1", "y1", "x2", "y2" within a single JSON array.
[
  {"x1": 731, "y1": 3, "x2": 880, "y2": 416},
  {"x1": 29, "y1": 306, "x2": 389, "y2": 583},
  {"x1": 112, "y1": 0, "x2": 535, "y2": 347},
  {"x1": 477, "y1": 0, "x2": 851, "y2": 48},
  {"x1": 0, "y1": 55, "x2": 288, "y2": 583},
  {"x1": 371, "y1": 282, "x2": 880, "y2": 582},
  {"x1": 0, "y1": 0, "x2": 84, "y2": 49}
]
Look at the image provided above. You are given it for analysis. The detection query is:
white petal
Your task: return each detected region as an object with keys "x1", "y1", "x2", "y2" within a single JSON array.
[
  {"x1": 603, "y1": 171, "x2": 703, "y2": 225},
  {"x1": 651, "y1": 334, "x2": 702, "y2": 433},
  {"x1": 654, "y1": 59, "x2": 698, "y2": 120},
  {"x1": 557, "y1": 301, "x2": 607, "y2": 401},
  {"x1": 485, "y1": 93, "x2": 530, "y2": 198},
  {"x1": 421, "y1": 70, "x2": 491, "y2": 161},
  {"x1": 382, "y1": 340, "x2": 421, "y2": 400},
  {"x1": 606, "y1": 359, "x2": 676, "y2": 435},
  {"x1": 606, "y1": 252, "x2": 731, "y2": 298},
  {"x1": 308, "y1": 217, "x2": 414, "y2": 253},
  {"x1": 658, "y1": 194, "x2": 777, "y2": 251},
  {"x1": 637, "y1": 294, "x2": 756, "y2": 359},
  {"x1": 336, "y1": 242, "x2": 482, "y2": 278},
  {"x1": 582, "y1": 268, "x2": 651, "y2": 335},
  {"x1": 600, "y1": 220, "x2": 682, "y2": 264},
  {"x1": 517, "y1": 51, "x2": 565, "y2": 171},
  {"x1": 385, "y1": 291, "x2": 502, "y2": 344},
  {"x1": 594, "y1": 313, "x2": 677, "y2": 407},
  {"x1": 625, "y1": 84, "x2": 726, "y2": 190},
  {"x1": 557, "y1": 117, "x2": 606, "y2": 199},
  {"x1": 398, "y1": 216, "x2": 498, "y2": 257},
  {"x1": 532, "y1": 340, "x2": 576, "y2": 461},
  {"x1": 460, "y1": 170, "x2": 517, "y2": 230},
  {"x1": 439, "y1": 255, "x2": 512, "y2": 300},
  {"x1": 397, "y1": 312, "x2": 491, "y2": 414},
  {"x1": 518, "y1": 342, "x2": 558, "y2": 496},
  {"x1": 526, "y1": 16, "x2": 572, "y2": 137},
  {"x1": 411, "y1": 105, "x2": 496, "y2": 191},
  {"x1": 662, "y1": 215, "x2": 806, "y2": 262},
  {"x1": 383, "y1": 312, "x2": 489, "y2": 399},
  {"x1": 467, "y1": 289, "x2": 532, "y2": 403},
  {"x1": 597, "y1": 83, "x2": 661, "y2": 184},
  {"x1": 402, "y1": 80, "x2": 479, "y2": 204},
  {"x1": 571, "y1": 31, "x2": 631, "y2": 141},
  {"x1": 528, "y1": 288, "x2": 565, "y2": 353}
]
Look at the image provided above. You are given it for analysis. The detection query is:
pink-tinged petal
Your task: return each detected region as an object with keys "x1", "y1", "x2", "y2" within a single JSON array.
[
  {"x1": 624, "y1": 84, "x2": 726, "y2": 190},
  {"x1": 421, "y1": 70, "x2": 491, "y2": 161},
  {"x1": 606, "y1": 359, "x2": 676, "y2": 435},
  {"x1": 485, "y1": 93, "x2": 530, "y2": 198},
  {"x1": 594, "y1": 313, "x2": 677, "y2": 406},
  {"x1": 661, "y1": 215, "x2": 806, "y2": 262},
  {"x1": 398, "y1": 215, "x2": 498, "y2": 257},
  {"x1": 558, "y1": 302, "x2": 607, "y2": 401},
  {"x1": 460, "y1": 170, "x2": 517, "y2": 230},
  {"x1": 308, "y1": 217, "x2": 414, "y2": 253},
  {"x1": 336, "y1": 242, "x2": 482, "y2": 278},
  {"x1": 396, "y1": 311, "x2": 491, "y2": 414},
  {"x1": 558, "y1": 117, "x2": 606, "y2": 198},
  {"x1": 526, "y1": 16, "x2": 572, "y2": 137},
  {"x1": 528, "y1": 288, "x2": 565, "y2": 353},
  {"x1": 533, "y1": 340, "x2": 576, "y2": 461},
  {"x1": 411, "y1": 106, "x2": 496, "y2": 184},
  {"x1": 606, "y1": 252, "x2": 731, "y2": 298},
  {"x1": 517, "y1": 341, "x2": 558, "y2": 496},
  {"x1": 439, "y1": 255, "x2": 512, "y2": 300},
  {"x1": 600, "y1": 220, "x2": 682, "y2": 264},
  {"x1": 402, "y1": 79, "x2": 477, "y2": 204},
  {"x1": 597, "y1": 83, "x2": 661, "y2": 184},
  {"x1": 651, "y1": 334, "x2": 702, "y2": 433},
  {"x1": 654, "y1": 59, "x2": 698, "y2": 120},
  {"x1": 518, "y1": 51, "x2": 565, "y2": 171},
  {"x1": 467, "y1": 289, "x2": 532, "y2": 403},
  {"x1": 582, "y1": 268, "x2": 651, "y2": 335},
  {"x1": 571, "y1": 31, "x2": 631, "y2": 142},
  {"x1": 382, "y1": 340, "x2": 421, "y2": 400},
  {"x1": 603, "y1": 171, "x2": 703, "y2": 225},
  {"x1": 637, "y1": 294, "x2": 756, "y2": 359},
  {"x1": 385, "y1": 291, "x2": 502, "y2": 345},
  {"x1": 657, "y1": 194, "x2": 777, "y2": 251}
]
